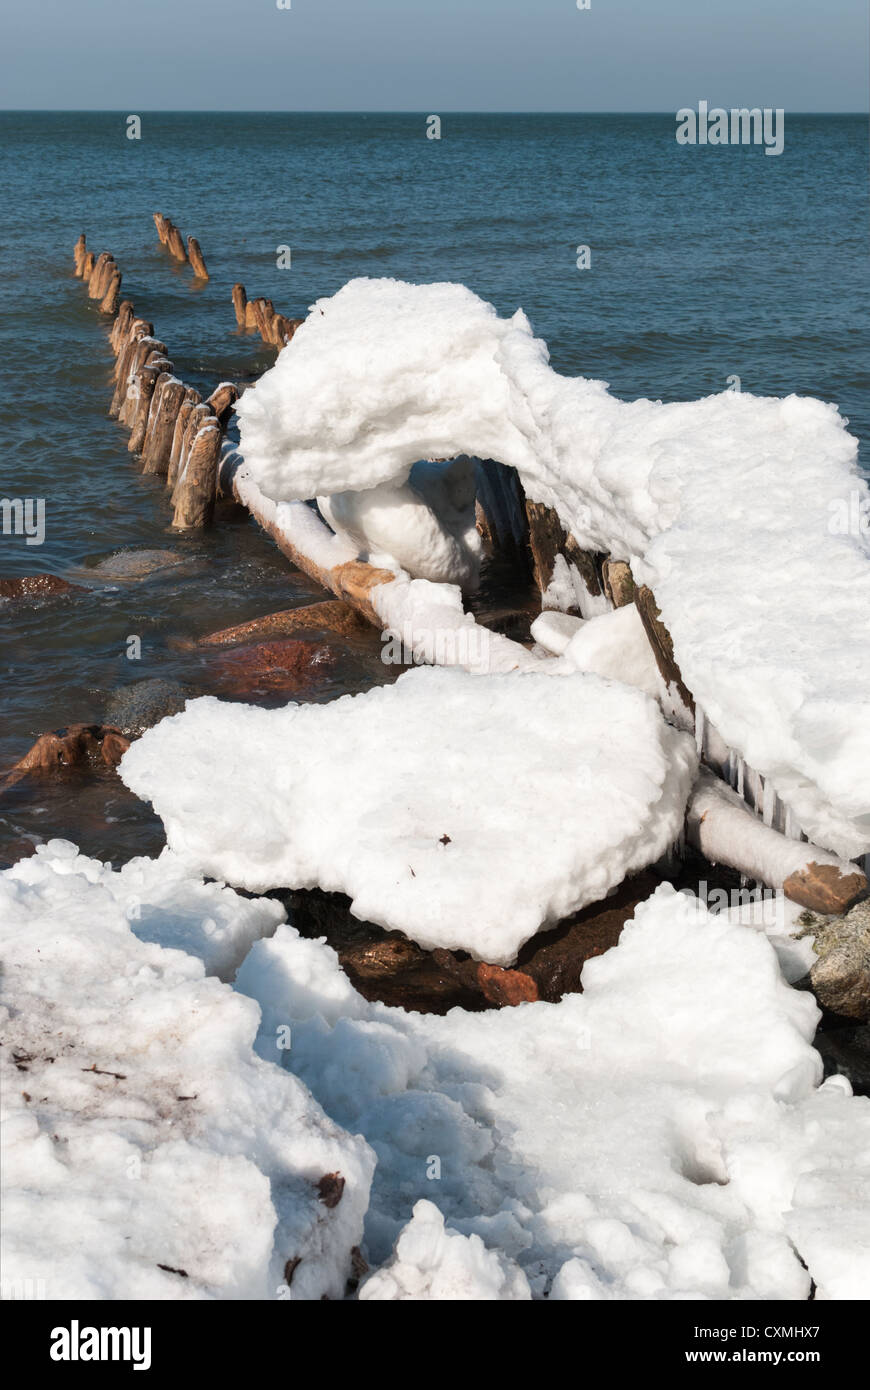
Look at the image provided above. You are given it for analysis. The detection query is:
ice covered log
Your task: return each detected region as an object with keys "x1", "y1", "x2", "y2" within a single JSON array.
[
  {"x1": 0, "y1": 841, "x2": 374, "y2": 1300},
  {"x1": 119, "y1": 667, "x2": 697, "y2": 963},
  {"x1": 235, "y1": 278, "x2": 870, "y2": 860},
  {"x1": 688, "y1": 771, "x2": 868, "y2": 916},
  {"x1": 236, "y1": 884, "x2": 870, "y2": 1299}
]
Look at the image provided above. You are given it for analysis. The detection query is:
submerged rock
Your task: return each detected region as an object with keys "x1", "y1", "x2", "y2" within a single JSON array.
[
  {"x1": 104, "y1": 678, "x2": 193, "y2": 738},
  {"x1": 815, "y1": 1023, "x2": 870, "y2": 1098},
  {"x1": 1, "y1": 725, "x2": 131, "y2": 790},
  {"x1": 198, "y1": 599, "x2": 368, "y2": 648},
  {"x1": 209, "y1": 638, "x2": 336, "y2": 697},
  {"x1": 88, "y1": 549, "x2": 191, "y2": 581},
  {"x1": 0, "y1": 574, "x2": 84, "y2": 599}
]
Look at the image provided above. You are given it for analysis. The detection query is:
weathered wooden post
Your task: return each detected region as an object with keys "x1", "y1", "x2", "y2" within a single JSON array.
[
  {"x1": 167, "y1": 222, "x2": 187, "y2": 262},
  {"x1": 73, "y1": 234, "x2": 87, "y2": 276},
  {"x1": 232, "y1": 283, "x2": 248, "y2": 330},
  {"x1": 602, "y1": 559, "x2": 635, "y2": 608},
  {"x1": 154, "y1": 212, "x2": 170, "y2": 245},
  {"x1": 110, "y1": 301, "x2": 134, "y2": 354},
  {"x1": 187, "y1": 236, "x2": 209, "y2": 279},
  {"x1": 141, "y1": 376, "x2": 186, "y2": 476},
  {"x1": 81, "y1": 251, "x2": 96, "y2": 282},
  {"x1": 100, "y1": 266, "x2": 122, "y2": 315},
  {"x1": 206, "y1": 383, "x2": 239, "y2": 429},
  {"x1": 87, "y1": 253, "x2": 112, "y2": 299},
  {"x1": 172, "y1": 421, "x2": 221, "y2": 528},
  {"x1": 166, "y1": 389, "x2": 202, "y2": 488},
  {"x1": 128, "y1": 365, "x2": 165, "y2": 454},
  {"x1": 110, "y1": 321, "x2": 153, "y2": 417},
  {"x1": 120, "y1": 339, "x2": 167, "y2": 425},
  {"x1": 634, "y1": 585, "x2": 695, "y2": 719}
]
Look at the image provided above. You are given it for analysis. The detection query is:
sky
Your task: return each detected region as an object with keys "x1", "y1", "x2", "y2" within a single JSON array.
[{"x1": 1, "y1": 0, "x2": 867, "y2": 112}]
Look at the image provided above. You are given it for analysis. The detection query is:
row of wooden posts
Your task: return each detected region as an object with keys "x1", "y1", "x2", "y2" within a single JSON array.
[
  {"x1": 232, "y1": 283, "x2": 302, "y2": 347},
  {"x1": 74, "y1": 233, "x2": 236, "y2": 528},
  {"x1": 153, "y1": 213, "x2": 209, "y2": 279}
]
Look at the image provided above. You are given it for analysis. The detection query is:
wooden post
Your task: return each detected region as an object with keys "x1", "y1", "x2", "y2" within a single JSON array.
[
  {"x1": 187, "y1": 236, "x2": 209, "y2": 279},
  {"x1": 99, "y1": 267, "x2": 122, "y2": 315},
  {"x1": 232, "y1": 283, "x2": 248, "y2": 330},
  {"x1": 206, "y1": 383, "x2": 239, "y2": 429},
  {"x1": 172, "y1": 422, "x2": 221, "y2": 528},
  {"x1": 634, "y1": 585, "x2": 696, "y2": 719},
  {"x1": 73, "y1": 234, "x2": 87, "y2": 276},
  {"x1": 128, "y1": 365, "x2": 164, "y2": 454},
  {"x1": 110, "y1": 301, "x2": 134, "y2": 354},
  {"x1": 167, "y1": 389, "x2": 203, "y2": 490},
  {"x1": 167, "y1": 222, "x2": 187, "y2": 262},
  {"x1": 602, "y1": 559, "x2": 635, "y2": 608},
  {"x1": 154, "y1": 212, "x2": 170, "y2": 245},
  {"x1": 141, "y1": 376, "x2": 186, "y2": 476},
  {"x1": 110, "y1": 322, "x2": 153, "y2": 417},
  {"x1": 120, "y1": 339, "x2": 167, "y2": 425},
  {"x1": 87, "y1": 253, "x2": 112, "y2": 300},
  {"x1": 81, "y1": 251, "x2": 96, "y2": 282}
]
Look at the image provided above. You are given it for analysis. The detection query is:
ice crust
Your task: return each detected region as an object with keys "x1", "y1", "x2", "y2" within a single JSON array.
[{"x1": 119, "y1": 667, "x2": 698, "y2": 963}]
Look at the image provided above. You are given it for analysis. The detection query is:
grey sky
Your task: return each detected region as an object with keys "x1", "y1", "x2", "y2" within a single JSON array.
[{"x1": 2, "y1": 0, "x2": 867, "y2": 111}]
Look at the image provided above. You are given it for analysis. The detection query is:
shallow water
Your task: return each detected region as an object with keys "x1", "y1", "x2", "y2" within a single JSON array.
[{"x1": 1, "y1": 112, "x2": 868, "y2": 862}]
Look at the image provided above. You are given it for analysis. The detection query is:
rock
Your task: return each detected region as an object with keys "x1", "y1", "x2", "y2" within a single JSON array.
[
  {"x1": 515, "y1": 871, "x2": 663, "y2": 1001},
  {"x1": 1, "y1": 725, "x2": 131, "y2": 791},
  {"x1": 209, "y1": 638, "x2": 336, "y2": 697},
  {"x1": 283, "y1": 873, "x2": 663, "y2": 1014},
  {"x1": 0, "y1": 575, "x2": 83, "y2": 600},
  {"x1": 88, "y1": 550, "x2": 190, "y2": 581},
  {"x1": 798, "y1": 899, "x2": 870, "y2": 1021},
  {"x1": 783, "y1": 861, "x2": 868, "y2": 917},
  {"x1": 198, "y1": 600, "x2": 368, "y2": 649},
  {"x1": 104, "y1": 678, "x2": 194, "y2": 738}
]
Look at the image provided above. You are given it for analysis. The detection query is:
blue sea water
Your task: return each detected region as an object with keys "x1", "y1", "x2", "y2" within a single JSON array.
[{"x1": 0, "y1": 112, "x2": 868, "y2": 857}]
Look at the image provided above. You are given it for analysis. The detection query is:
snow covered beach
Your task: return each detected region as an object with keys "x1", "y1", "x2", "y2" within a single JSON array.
[{"x1": 3, "y1": 269, "x2": 870, "y2": 1303}]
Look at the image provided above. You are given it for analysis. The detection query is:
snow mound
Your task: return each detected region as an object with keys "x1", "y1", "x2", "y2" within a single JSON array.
[
  {"x1": 235, "y1": 277, "x2": 870, "y2": 858},
  {"x1": 236, "y1": 884, "x2": 870, "y2": 1300},
  {"x1": 5, "y1": 840, "x2": 286, "y2": 981},
  {"x1": 119, "y1": 666, "x2": 697, "y2": 963},
  {"x1": 358, "y1": 1200, "x2": 531, "y2": 1301},
  {"x1": 0, "y1": 842, "x2": 374, "y2": 1301}
]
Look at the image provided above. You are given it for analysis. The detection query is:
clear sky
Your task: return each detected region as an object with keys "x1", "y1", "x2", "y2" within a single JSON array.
[{"x1": 2, "y1": 0, "x2": 867, "y2": 112}]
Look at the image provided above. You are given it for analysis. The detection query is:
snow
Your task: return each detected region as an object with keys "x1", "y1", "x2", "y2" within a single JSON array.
[
  {"x1": 236, "y1": 883, "x2": 870, "y2": 1300},
  {"x1": 0, "y1": 841, "x2": 374, "y2": 1301},
  {"x1": 119, "y1": 666, "x2": 697, "y2": 963},
  {"x1": 358, "y1": 1200, "x2": 531, "y2": 1301},
  {"x1": 318, "y1": 457, "x2": 482, "y2": 587},
  {"x1": 558, "y1": 602, "x2": 666, "y2": 702},
  {"x1": 235, "y1": 277, "x2": 870, "y2": 858}
]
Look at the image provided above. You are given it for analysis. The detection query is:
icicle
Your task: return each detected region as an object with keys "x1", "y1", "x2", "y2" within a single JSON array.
[
  {"x1": 726, "y1": 748, "x2": 737, "y2": 789},
  {"x1": 736, "y1": 756, "x2": 745, "y2": 799},
  {"x1": 762, "y1": 776, "x2": 775, "y2": 827},
  {"x1": 694, "y1": 705, "x2": 706, "y2": 757}
]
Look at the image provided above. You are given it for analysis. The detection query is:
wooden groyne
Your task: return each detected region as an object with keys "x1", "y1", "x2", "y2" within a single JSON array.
[{"x1": 153, "y1": 213, "x2": 209, "y2": 279}]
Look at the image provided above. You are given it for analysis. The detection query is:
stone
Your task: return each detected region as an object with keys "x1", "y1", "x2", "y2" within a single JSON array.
[
  {"x1": 104, "y1": 678, "x2": 194, "y2": 738},
  {"x1": 797, "y1": 899, "x2": 870, "y2": 1021},
  {"x1": 197, "y1": 600, "x2": 368, "y2": 649},
  {"x1": 1, "y1": 725, "x2": 131, "y2": 791},
  {"x1": 89, "y1": 550, "x2": 190, "y2": 581},
  {"x1": 814, "y1": 1023, "x2": 870, "y2": 1098},
  {"x1": 209, "y1": 638, "x2": 336, "y2": 697},
  {"x1": 0, "y1": 575, "x2": 83, "y2": 600}
]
